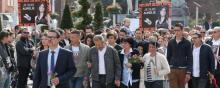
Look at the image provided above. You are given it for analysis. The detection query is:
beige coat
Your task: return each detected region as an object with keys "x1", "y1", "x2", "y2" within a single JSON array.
[{"x1": 143, "y1": 52, "x2": 170, "y2": 81}]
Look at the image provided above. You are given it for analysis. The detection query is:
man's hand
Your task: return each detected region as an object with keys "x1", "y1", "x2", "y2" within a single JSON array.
[
  {"x1": 126, "y1": 63, "x2": 132, "y2": 68},
  {"x1": 210, "y1": 73, "x2": 215, "y2": 80},
  {"x1": 185, "y1": 74, "x2": 191, "y2": 83},
  {"x1": 51, "y1": 77, "x2": 59, "y2": 86},
  {"x1": 83, "y1": 77, "x2": 89, "y2": 87},
  {"x1": 115, "y1": 80, "x2": 120, "y2": 87},
  {"x1": 154, "y1": 68, "x2": 159, "y2": 76},
  {"x1": 87, "y1": 62, "x2": 92, "y2": 68},
  {"x1": 217, "y1": 56, "x2": 220, "y2": 61}
]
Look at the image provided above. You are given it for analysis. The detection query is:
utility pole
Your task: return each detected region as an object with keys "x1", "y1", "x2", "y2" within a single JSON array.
[{"x1": 193, "y1": 2, "x2": 201, "y2": 26}]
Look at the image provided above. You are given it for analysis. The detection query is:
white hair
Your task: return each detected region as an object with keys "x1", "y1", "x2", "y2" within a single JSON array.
[
  {"x1": 213, "y1": 27, "x2": 220, "y2": 32},
  {"x1": 93, "y1": 35, "x2": 105, "y2": 42}
]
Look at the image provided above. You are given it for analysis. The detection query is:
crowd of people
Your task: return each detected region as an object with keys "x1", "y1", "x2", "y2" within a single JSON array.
[{"x1": 0, "y1": 17, "x2": 220, "y2": 88}]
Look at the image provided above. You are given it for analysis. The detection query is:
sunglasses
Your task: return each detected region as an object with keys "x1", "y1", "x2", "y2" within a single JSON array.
[
  {"x1": 23, "y1": 32, "x2": 29, "y2": 34},
  {"x1": 212, "y1": 31, "x2": 219, "y2": 34}
]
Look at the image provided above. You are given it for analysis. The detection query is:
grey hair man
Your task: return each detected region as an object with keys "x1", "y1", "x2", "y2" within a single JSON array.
[{"x1": 88, "y1": 35, "x2": 121, "y2": 88}]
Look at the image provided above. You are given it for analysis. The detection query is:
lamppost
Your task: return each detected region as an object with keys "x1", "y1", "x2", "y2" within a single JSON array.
[
  {"x1": 113, "y1": 0, "x2": 116, "y2": 26},
  {"x1": 193, "y1": 1, "x2": 201, "y2": 26}
]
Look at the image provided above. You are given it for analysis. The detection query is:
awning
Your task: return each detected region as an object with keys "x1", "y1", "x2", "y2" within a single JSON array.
[{"x1": 3, "y1": 14, "x2": 13, "y2": 22}]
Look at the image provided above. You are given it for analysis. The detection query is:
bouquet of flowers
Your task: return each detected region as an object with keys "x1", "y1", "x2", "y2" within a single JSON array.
[
  {"x1": 128, "y1": 54, "x2": 143, "y2": 64},
  {"x1": 48, "y1": 71, "x2": 58, "y2": 88}
]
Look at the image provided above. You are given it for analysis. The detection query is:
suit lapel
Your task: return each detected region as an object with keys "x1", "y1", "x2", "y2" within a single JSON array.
[
  {"x1": 79, "y1": 44, "x2": 83, "y2": 58},
  {"x1": 44, "y1": 49, "x2": 49, "y2": 76},
  {"x1": 54, "y1": 48, "x2": 63, "y2": 72}
]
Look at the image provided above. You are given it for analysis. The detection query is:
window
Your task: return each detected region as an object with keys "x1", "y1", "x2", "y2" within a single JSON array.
[{"x1": 8, "y1": 0, "x2": 14, "y2": 6}]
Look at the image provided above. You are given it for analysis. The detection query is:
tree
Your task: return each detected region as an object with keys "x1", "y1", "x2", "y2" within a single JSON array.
[
  {"x1": 60, "y1": 4, "x2": 73, "y2": 30},
  {"x1": 93, "y1": 2, "x2": 104, "y2": 30},
  {"x1": 0, "y1": 17, "x2": 2, "y2": 32},
  {"x1": 75, "y1": 0, "x2": 92, "y2": 30}
]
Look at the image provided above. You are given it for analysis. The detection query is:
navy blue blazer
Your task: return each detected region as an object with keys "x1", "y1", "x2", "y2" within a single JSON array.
[
  {"x1": 33, "y1": 48, "x2": 76, "y2": 88},
  {"x1": 192, "y1": 44, "x2": 215, "y2": 77}
]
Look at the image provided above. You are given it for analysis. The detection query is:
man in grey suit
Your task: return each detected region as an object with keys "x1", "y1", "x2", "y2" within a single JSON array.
[
  {"x1": 88, "y1": 35, "x2": 121, "y2": 88},
  {"x1": 64, "y1": 30, "x2": 90, "y2": 88}
]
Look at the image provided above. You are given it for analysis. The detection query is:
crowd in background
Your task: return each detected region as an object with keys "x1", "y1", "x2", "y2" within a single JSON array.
[{"x1": 0, "y1": 17, "x2": 220, "y2": 88}]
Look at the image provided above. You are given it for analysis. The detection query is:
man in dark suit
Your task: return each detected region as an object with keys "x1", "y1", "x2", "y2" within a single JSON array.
[
  {"x1": 16, "y1": 29, "x2": 34, "y2": 88},
  {"x1": 206, "y1": 27, "x2": 220, "y2": 87},
  {"x1": 88, "y1": 35, "x2": 121, "y2": 88},
  {"x1": 33, "y1": 30, "x2": 76, "y2": 88},
  {"x1": 191, "y1": 33, "x2": 215, "y2": 88}
]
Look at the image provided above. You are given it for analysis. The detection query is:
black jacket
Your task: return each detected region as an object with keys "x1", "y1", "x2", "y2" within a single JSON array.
[
  {"x1": 192, "y1": 44, "x2": 215, "y2": 77},
  {"x1": 16, "y1": 39, "x2": 34, "y2": 68},
  {"x1": 119, "y1": 49, "x2": 143, "y2": 80},
  {"x1": 167, "y1": 37, "x2": 193, "y2": 73}
]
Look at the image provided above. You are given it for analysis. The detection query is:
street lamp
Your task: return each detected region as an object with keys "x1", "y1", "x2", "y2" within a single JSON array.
[
  {"x1": 113, "y1": 0, "x2": 116, "y2": 26},
  {"x1": 193, "y1": 1, "x2": 201, "y2": 26}
]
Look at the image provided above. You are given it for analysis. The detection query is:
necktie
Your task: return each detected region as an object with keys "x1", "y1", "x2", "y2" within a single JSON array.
[{"x1": 51, "y1": 51, "x2": 55, "y2": 73}]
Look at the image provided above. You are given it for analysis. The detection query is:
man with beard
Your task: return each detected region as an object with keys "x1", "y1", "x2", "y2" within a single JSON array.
[{"x1": 16, "y1": 29, "x2": 34, "y2": 88}]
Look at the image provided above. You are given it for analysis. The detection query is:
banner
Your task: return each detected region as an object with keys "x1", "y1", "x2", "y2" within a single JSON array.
[
  {"x1": 18, "y1": 0, "x2": 50, "y2": 26},
  {"x1": 139, "y1": 3, "x2": 171, "y2": 30}
]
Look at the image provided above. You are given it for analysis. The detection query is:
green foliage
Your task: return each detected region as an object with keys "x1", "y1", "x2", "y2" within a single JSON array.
[
  {"x1": 93, "y1": 2, "x2": 104, "y2": 30},
  {"x1": 75, "y1": 0, "x2": 92, "y2": 30},
  {"x1": 60, "y1": 4, "x2": 73, "y2": 29},
  {"x1": 189, "y1": 18, "x2": 204, "y2": 28}
]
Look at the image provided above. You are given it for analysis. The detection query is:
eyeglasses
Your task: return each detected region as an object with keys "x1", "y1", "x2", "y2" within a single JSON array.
[
  {"x1": 23, "y1": 32, "x2": 29, "y2": 34},
  {"x1": 47, "y1": 36, "x2": 58, "y2": 39},
  {"x1": 212, "y1": 31, "x2": 219, "y2": 34},
  {"x1": 173, "y1": 30, "x2": 181, "y2": 32},
  {"x1": 192, "y1": 37, "x2": 199, "y2": 39},
  {"x1": 41, "y1": 38, "x2": 48, "y2": 40}
]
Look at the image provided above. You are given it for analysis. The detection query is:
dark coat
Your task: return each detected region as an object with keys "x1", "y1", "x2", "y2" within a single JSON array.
[
  {"x1": 33, "y1": 48, "x2": 76, "y2": 88},
  {"x1": 15, "y1": 39, "x2": 34, "y2": 68}
]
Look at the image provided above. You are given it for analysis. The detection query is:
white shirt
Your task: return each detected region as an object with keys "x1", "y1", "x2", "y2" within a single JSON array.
[
  {"x1": 64, "y1": 39, "x2": 70, "y2": 46},
  {"x1": 72, "y1": 46, "x2": 79, "y2": 56},
  {"x1": 47, "y1": 46, "x2": 60, "y2": 86},
  {"x1": 212, "y1": 39, "x2": 220, "y2": 69},
  {"x1": 98, "y1": 46, "x2": 107, "y2": 74},
  {"x1": 193, "y1": 46, "x2": 201, "y2": 77}
]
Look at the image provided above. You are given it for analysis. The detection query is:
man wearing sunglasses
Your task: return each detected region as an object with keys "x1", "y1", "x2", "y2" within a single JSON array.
[
  {"x1": 191, "y1": 32, "x2": 215, "y2": 88},
  {"x1": 16, "y1": 29, "x2": 34, "y2": 88}
]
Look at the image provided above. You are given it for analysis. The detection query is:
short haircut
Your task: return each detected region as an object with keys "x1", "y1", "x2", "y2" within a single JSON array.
[
  {"x1": 48, "y1": 30, "x2": 61, "y2": 38},
  {"x1": 123, "y1": 18, "x2": 130, "y2": 23},
  {"x1": 193, "y1": 32, "x2": 202, "y2": 38},
  {"x1": 121, "y1": 36, "x2": 134, "y2": 47},
  {"x1": 149, "y1": 41, "x2": 160, "y2": 48},
  {"x1": 93, "y1": 35, "x2": 105, "y2": 42},
  {"x1": 120, "y1": 28, "x2": 128, "y2": 34},
  {"x1": 71, "y1": 30, "x2": 81, "y2": 36},
  {"x1": 213, "y1": 27, "x2": 220, "y2": 32},
  {"x1": 107, "y1": 32, "x2": 117, "y2": 39},
  {"x1": 174, "y1": 23, "x2": 184, "y2": 30},
  {"x1": 0, "y1": 31, "x2": 10, "y2": 41},
  {"x1": 84, "y1": 25, "x2": 93, "y2": 32}
]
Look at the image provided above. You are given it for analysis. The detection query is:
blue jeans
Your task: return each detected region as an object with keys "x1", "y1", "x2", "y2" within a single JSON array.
[
  {"x1": 70, "y1": 77, "x2": 84, "y2": 88},
  {"x1": 0, "y1": 69, "x2": 11, "y2": 88}
]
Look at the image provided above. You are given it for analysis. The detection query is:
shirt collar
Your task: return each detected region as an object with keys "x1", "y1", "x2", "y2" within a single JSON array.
[
  {"x1": 49, "y1": 46, "x2": 60, "y2": 53},
  {"x1": 121, "y1": 48, "x2": 133, "y2": 54},
  {"x1": 99, "y1": 45, "x2": 107, "y2": 52},
  {"x1": 193, "y1": 45, "x2": 201, "y2": 49}
]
